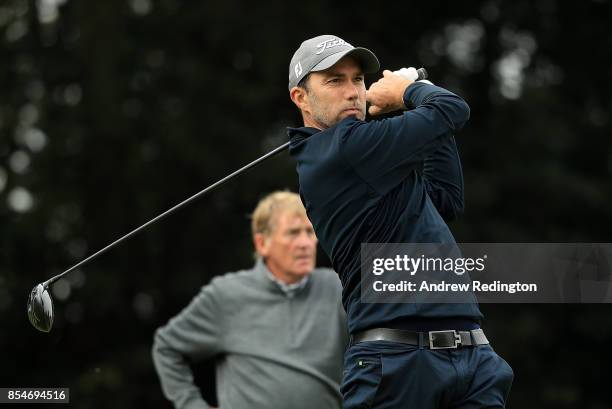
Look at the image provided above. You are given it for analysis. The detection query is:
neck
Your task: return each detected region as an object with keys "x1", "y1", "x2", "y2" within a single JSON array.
[{"x1": 302, "y1": 115, "x2": 325, "y2": 130}]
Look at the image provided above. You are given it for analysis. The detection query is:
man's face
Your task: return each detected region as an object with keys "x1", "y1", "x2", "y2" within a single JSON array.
[
  {"x1": 256, "y1": 211, "x2": 317, "y2": 283},
  {"x1": 297, "y1": 56, "x2": 366, "y2": 129}
]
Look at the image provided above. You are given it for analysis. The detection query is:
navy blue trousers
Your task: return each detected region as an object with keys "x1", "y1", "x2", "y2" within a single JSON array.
[{"x1": 341, "y1": 341, "x2": 513, "y2": 409}]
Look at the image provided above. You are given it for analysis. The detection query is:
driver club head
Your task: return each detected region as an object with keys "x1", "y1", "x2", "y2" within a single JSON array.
[{"x1": 27, "y1": 283, "x2": 54, "y2": 333}]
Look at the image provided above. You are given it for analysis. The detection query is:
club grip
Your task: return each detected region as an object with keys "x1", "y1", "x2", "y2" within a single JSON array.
[{"x1": 416, "y1": 67, "x2": 428, "y2": 81}]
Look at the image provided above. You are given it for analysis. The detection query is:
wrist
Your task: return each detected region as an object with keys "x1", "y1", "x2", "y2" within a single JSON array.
[
  {"x1": 402, "y1": 80, "x2": 422, "y2": 109},
  {"x1": 399, "y1": 81, "x2": 415, "y2": 109}
]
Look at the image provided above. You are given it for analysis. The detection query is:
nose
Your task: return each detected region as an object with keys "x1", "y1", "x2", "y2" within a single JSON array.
[{"x1": 344, "y1": 82, "x2": 359, "y2": 100}]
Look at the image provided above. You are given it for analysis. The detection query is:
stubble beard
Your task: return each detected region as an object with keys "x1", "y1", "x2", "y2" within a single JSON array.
[
  {"x1": 307, "y1": 91, "x2": 365, "y2": 129},
  {"x1": 308, "y1": 92, "x2": 335, "y2": 129}
]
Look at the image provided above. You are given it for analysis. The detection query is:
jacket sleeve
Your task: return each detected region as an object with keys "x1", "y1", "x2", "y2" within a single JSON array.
[
  {"x1": 152, "y1": 280, "x2": 225, "y2": 409},
  {"x1": 339, "y1": 82, "x2": 470, "y2": 195},
  {"x1": 422, "y1": 134, "x2": 465, "y2": 222}
]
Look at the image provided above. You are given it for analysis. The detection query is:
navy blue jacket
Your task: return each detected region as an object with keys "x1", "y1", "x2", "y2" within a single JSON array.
[{"x1": 288, "y1": 82, "x2": 483, "y2": 334}]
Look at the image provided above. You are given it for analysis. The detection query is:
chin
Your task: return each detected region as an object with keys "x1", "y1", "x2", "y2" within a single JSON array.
[{"x1": 292, "y1": 262, "x2": 315, "y2": 276}]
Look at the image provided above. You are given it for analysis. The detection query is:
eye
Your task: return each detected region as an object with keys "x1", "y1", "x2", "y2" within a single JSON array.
[
  {"x1": 327, "y1": 78, "x2": 341, "y2": 84},
  {"x1": 287, "y1": 228, "x2": 300, "y2": 237}
]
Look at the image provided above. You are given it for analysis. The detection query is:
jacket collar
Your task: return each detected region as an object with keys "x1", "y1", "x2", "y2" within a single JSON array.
[
  {"x1": 287, "y1": 126, "x2": 320, "y2": 153},
  {"x1": 287, "y1": 116, "x2": 360, "y2": 142},
  {"x1": 286, "y1": 126, "x2": 320, "y2": 137}
]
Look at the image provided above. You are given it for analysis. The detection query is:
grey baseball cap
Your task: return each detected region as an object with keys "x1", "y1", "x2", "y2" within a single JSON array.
[{"x1": 288, "y1": 34, "x2": 380, "y2": 90}]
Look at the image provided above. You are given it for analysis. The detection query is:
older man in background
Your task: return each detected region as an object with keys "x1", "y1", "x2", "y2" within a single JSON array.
[{"x1": 152, "y1": 191, "x2": 347, "y2": 409}]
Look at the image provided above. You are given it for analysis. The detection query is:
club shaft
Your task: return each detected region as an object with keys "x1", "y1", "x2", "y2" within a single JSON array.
[
  {"x1": 42, "y1": 68, "x2": 428, "y2": 289},
  {"x1": 43, "y1": 141, "x2": 291, "y2": 289}
]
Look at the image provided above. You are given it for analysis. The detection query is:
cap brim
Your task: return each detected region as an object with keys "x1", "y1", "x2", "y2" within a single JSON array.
[{"x1": 311, "y1": 47, "x2": 380, "y2": 74}]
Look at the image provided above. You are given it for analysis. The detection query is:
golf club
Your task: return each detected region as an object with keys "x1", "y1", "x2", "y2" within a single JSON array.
[
  {"x1": 27, "y1": 67, "x2": 428, "y2": 333},
  {"x1": 27, "y1": 141, "x2": 289, "y2": 332}
]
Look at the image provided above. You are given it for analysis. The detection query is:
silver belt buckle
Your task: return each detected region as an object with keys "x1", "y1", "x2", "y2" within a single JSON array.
[{"x1": 428, "y1": 330, "x2": 462, "y2": 349}]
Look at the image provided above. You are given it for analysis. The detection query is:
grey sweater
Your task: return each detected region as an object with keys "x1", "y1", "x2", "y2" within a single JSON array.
[{"x1": 152, "y1": 260, "x2": 347, "y2": 409}]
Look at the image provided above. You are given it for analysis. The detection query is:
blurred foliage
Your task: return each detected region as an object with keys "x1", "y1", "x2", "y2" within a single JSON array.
[{"x1": 1, "y1": 0, "x2": 611, "y2": 408}]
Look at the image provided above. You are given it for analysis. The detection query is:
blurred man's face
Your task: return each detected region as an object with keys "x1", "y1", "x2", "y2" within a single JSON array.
[
  {"x1": 293, "y1": 56, "x2": 366, "y2": 129},
  {"x1": 255, "y1": 211, "x2": 317, "y2": 283}
]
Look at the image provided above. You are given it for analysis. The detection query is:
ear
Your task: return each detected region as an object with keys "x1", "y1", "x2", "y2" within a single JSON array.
[
  {"x1": 254, "y1": 233, "x2": 270, "y2": 258},
  {"x1": 290, "y1": 86, "x2": 310, "y2": 114}
]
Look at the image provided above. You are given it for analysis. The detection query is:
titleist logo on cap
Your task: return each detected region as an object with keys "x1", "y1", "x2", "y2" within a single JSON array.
[{"x1": 315, "y1": 38, "x2": 352, "y2": 55}]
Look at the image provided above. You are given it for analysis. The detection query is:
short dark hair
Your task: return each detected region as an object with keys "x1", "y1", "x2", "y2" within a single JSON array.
[{"x1": 297, "y1": 73, "x2": 311, "y2": 92}]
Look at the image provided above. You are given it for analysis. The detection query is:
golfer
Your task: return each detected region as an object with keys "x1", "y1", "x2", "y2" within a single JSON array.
[
  {"x1": 152, "y1": 191, "x2": 347, "y2": 409},
  {"x1": 287, "y1": 35, "x2": 513, "y2": 408}
]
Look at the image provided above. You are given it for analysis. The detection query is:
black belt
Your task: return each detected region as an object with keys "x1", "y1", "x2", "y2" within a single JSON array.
[{"x1": 352, "y1": 328, "x2": 489, "y2": 349}]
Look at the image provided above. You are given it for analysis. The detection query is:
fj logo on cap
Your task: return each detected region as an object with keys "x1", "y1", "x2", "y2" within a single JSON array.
[
  {"x1": 294, "y1": 62, "x2": 303, "y2": 78},
  {"x1": 316, "y1": 38, "x2": 352, "y2": 55}
]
